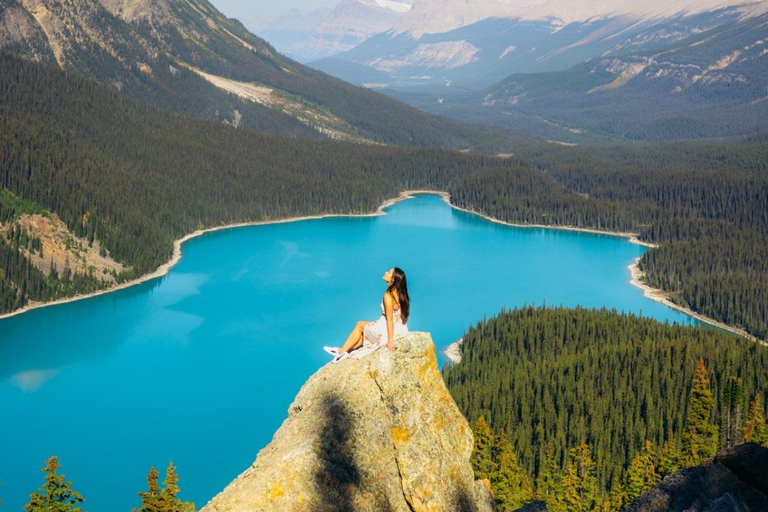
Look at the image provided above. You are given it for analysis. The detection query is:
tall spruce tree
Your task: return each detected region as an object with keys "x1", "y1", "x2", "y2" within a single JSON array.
[
  {"x1": 155, "y1": 462, "x2": 194, "y2": 512},
  {"x1": 471, "y1": 417, "x2": 496, "y2": 481},
  {"x1": 24, "y1": 457, "x2": 85, "y2": 512},
  {"x1": 723, "y1": 377, "x2": 744, "y2": 447},
  {"x1": 535, "y1": 442, "x2": 560, "y2": 506},
  {"x1": 682, "y1": 360, "x2": 719, "y2": 465},
  {"x1": 134, "y1": 466, "x2": 161, "y2": 512},
  {"x1": 493, "y1": 430, "x2": 532, "y2": 511},
  {"x1": 607, "y1": 475, "x2": 627, "y2": 512},
  {"x1": 625, "y1": 441, "x2": 661, "y2": 502},
  {"x1": 742, "y1": 393, "x2": 768, "y2": 445},
  {"x1": 558, "y1": 441, "x2": 598, "y2": 512},
  {"x1": 657, "y1": 433, "x2": 680, "y2": 478}
]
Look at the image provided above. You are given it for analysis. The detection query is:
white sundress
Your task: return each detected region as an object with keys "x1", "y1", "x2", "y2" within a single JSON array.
[{"x1": 347, "y1": 299, "x2": 409, "y2": 359}]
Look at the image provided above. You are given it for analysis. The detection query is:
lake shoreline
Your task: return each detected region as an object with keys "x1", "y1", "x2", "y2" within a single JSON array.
[
  {"x1": 627, "y1": 258, "x2": 763, "y2": 346},
  {"x1": 0, "y1": 193, "x2": 412, "y2": 321},
  {"x1": 413, "y1": 192, "x2": 765, "y2": 359},
  {"x1": 3, "y1": 190, "x2": 760, "y2": 349}
]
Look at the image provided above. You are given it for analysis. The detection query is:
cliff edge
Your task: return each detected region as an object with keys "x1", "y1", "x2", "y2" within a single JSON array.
[
  {"x1": 626, "y1": 443, "x2": 768, "y2": 512},
  {"x1": 200, "y1": 332, "x2": 495, "y2": 512}
]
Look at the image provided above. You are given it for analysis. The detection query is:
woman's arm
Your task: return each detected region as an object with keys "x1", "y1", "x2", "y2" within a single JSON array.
[{"x1": 383, "y1": 292, "x2": 395, "y2": 352}]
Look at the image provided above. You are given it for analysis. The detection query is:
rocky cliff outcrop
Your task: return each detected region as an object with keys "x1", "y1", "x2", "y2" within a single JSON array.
[
  {"x1": 626, "y1": 443, "x2": 768, "y2": 512},
  {"x1": 200, "y1": 332, "x2": 495, "y2": 512}
]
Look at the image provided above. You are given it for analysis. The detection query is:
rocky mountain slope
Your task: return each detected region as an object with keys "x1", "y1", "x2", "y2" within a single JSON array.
[
  {"x1": 391, "y1": 0, "x2": 768, "y2": 37},
  {"x1": 199, "y1": 332, "x2": 495, "y2": 512},
  {"x1": 475, "y1": 11, "x2": 768, "y2": 141},
  {"x1": 0, "y1": 0, "x2": 512, "y2": 148},
  {"x1": 311, "y1": 0, "x2": 766, "y2": 92}
]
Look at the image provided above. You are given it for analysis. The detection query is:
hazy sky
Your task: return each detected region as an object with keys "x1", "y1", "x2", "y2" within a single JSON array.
[{"x1": 209, "y1": 0, "x2": 339, "y2": 26}]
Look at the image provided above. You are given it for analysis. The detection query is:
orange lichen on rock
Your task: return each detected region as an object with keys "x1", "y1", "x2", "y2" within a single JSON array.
[
  {"x1": 268, "y1": 482, "x2": 285, "y2": 500},
  {"x1": 392, "y1": 426, "x2": 411, "y2": 443}
]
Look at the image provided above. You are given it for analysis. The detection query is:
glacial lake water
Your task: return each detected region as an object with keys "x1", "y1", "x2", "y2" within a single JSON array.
[{"x1": 0, "y1": 193, "x2": 700, "y2": 511}]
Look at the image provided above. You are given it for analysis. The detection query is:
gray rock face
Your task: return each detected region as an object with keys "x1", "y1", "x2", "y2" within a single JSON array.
[
  {"x1": 200, "y1": 332, "x2": 495, "y2": 512},
  {"x1": 513, "y1": 501, "x2": 549, "y2": 512},
  {"x1": 625, "y1": 443, "x2": 768, "y2": 512}
]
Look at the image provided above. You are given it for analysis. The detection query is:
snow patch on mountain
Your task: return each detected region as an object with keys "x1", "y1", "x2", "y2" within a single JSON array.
[
  {"x1": 373, "y1": 0, "x2": 412, "y2": 13},
  {"x1": 499, "y1": 45, "x2": 517, "y2": 59}
]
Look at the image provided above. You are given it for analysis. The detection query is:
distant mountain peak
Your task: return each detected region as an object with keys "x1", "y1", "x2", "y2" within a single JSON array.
[
  {"x1": 392, "y1": 0, "x2": 768, "y2": 37},
  {"x1": 256, "y1": 0, "x2": 412, "y2": 61}
]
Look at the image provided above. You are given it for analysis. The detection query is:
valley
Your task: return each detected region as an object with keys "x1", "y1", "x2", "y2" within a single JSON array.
[{"x1": 0, "y1": 0, "x2": 767, "y2": 509}]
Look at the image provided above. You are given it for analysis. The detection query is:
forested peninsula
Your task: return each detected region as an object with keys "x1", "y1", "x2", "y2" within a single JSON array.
[
  {"x1": 1, "y1": 52, "x2": 767, "y2": 341},
  {"x1": 443, "y1": 305, "x2": 768, "y2": 511}
]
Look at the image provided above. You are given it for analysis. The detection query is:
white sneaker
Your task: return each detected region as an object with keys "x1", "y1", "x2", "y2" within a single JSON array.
[
  {"x1": 323, "y1": 346, "x2": 339, "y2": 356},
  {"x1": 331, "y1": 352, "x2": 349, "y2": 364}
]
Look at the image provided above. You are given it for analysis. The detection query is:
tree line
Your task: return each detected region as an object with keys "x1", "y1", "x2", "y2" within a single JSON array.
[
  {"x1": 451, "y1": 138, "x2": 768, "y2": 339},
  {"x1": 443, "y1": 306, "x2": 768, "y2": 506},
  {"x1": 17, "y1": 456, "x2": 193, "y2": 512},
  {"x1": 0, "y1": 51, "x2": 544, "y2": 315},
  {"x1": 2, "y1": 51, "x2": 767, "y2": 341}
]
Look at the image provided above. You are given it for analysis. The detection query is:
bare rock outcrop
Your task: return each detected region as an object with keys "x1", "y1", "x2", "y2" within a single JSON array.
[
  {"x1": 626, "y1": 443, "x2": 768, "y2": 512},
  {"x1": 200, "y1": 332, "x2": 495, "y2": 512}
]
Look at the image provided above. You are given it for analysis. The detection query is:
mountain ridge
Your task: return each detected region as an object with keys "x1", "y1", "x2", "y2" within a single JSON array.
[
  {"x1": 0, "y1": 0, "x2": 523, "y2": 149},
  {"x1": 311, "y1": 0, "x2": 766, "y2": 93}
]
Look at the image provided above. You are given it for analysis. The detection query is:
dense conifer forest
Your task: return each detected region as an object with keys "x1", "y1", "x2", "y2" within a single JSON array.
[
  {"x1": 1, "y1": 52, "x2": 767, "y2": 342},
  {"x1": 0, "y1": 52, "x2": 544, "y2": 313},
  {"x1": 449, "y1": 140, "x2": 768, "y2": 339},
  {"x1": 443, "y1": 306, "x2": 768, "y2": 509}
]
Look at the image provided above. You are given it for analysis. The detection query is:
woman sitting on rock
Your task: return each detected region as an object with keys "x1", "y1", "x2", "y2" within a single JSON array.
[{"x1": 325, "y1": 267, "x2": 410, "y2": 363}]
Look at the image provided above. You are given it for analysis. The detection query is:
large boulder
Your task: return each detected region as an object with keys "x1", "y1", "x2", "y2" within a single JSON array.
[
  {"x1": 200, "y1": 332, "x2": 495, "y2": 512},
  {"x1": 625, "y1": 443, "x2": 768, "y2": 512}
]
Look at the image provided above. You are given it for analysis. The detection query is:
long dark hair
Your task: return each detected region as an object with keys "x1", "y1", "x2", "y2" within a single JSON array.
[{"x1": 386, "y1": 267, "x2": 410, "y2": 324}]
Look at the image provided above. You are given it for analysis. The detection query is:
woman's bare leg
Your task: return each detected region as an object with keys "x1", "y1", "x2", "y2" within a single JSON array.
[{"x1": 339, "y1": 321, "x2": 368, "y2": 354}]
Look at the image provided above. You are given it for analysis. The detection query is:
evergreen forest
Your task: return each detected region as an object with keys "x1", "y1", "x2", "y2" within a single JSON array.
[
  {"x1": 1, "y1": 52, "x2": 767, "y2": 343},
  {"x1": 442, "y1": 305, "x2": 768, "y2": 510}
]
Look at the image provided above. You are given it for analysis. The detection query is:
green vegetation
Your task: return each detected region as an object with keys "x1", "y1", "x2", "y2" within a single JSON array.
[
  {"x1": 20, "y1": 458, "x2": 194, "y2": 512},
  {"x1": 452, "y1": 139, "x2": 768, "y2": 339},
  {"x1": 743, "y1": 393, "x2": 768, "y2": 445},
  {"x1": 0, "y1": 0, "x2": 525, "y2": 150},
  {"x1": 24, "y1": 457, "x2": 85, "y2": 512},
  {"x1": 134, "y1": 463, "x2": 194, "y2": 512},
  {"x1": 682, "y1": 360, "x2": 719, "y2": 464},
  {"x1": 474, "y1": 13, "x2": 768, "y2": 142},
  {"x1": 1, "y1": 51, "x2": 767, "y2": 342},
  {"x1": 0, "y1": 189, "x2": 48, "y2": 221},
  {"x1": 0, "y1": 52, "x2": 545, "y2": 314},
  {"x1": 471, "y1": 418, "x2": 533, "y2": 511},
  {"x1": 445, "y1": 306, "x2": 768, "y2": 504}
]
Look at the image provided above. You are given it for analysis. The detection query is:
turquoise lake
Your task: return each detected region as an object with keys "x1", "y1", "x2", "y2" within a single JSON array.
[{"x1": 0, "y1": 193, "x2": 700, "y2": 511}]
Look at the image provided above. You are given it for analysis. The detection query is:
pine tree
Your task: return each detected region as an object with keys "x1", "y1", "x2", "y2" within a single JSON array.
[
  {"x1": 608, "y1": 475, "x2": 627, "y2": 512},
  {"x1": 742, "y1": 393, "x2": 768, "y2": 445},
  {"x1": 723, "y1": 377, "x2": 744, "y2": 447},
  {"x1": 558, "y1": 441, "x2": 598, "y2": 512},
  {"x1": 155, "y1": 462, "x2": 194, "y2": 512},
  {"x1": 493, "y1": 430, "x2": 532, "y2": 511},
  {"x1": 134, "y1": 466, "x2": 161, "y2": 512},
  {"x1": 657, "y1": 433, "x2": 680, "y2": 477},
  {"x1": 625, "y1": 441, "x2": 660, "y2": 502},
  {"x1": 471, "y1": 417, "x2": 496, "y2": 481},
  {"x1": 24, "y1": 456, "x2": 85, "y2": 512},
  {"x1": 682, "y1": 360, "x2": 719, "y2": 465},
  {"x1": 535, "y1": 442, "x2": 559, "y2": 504}
]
